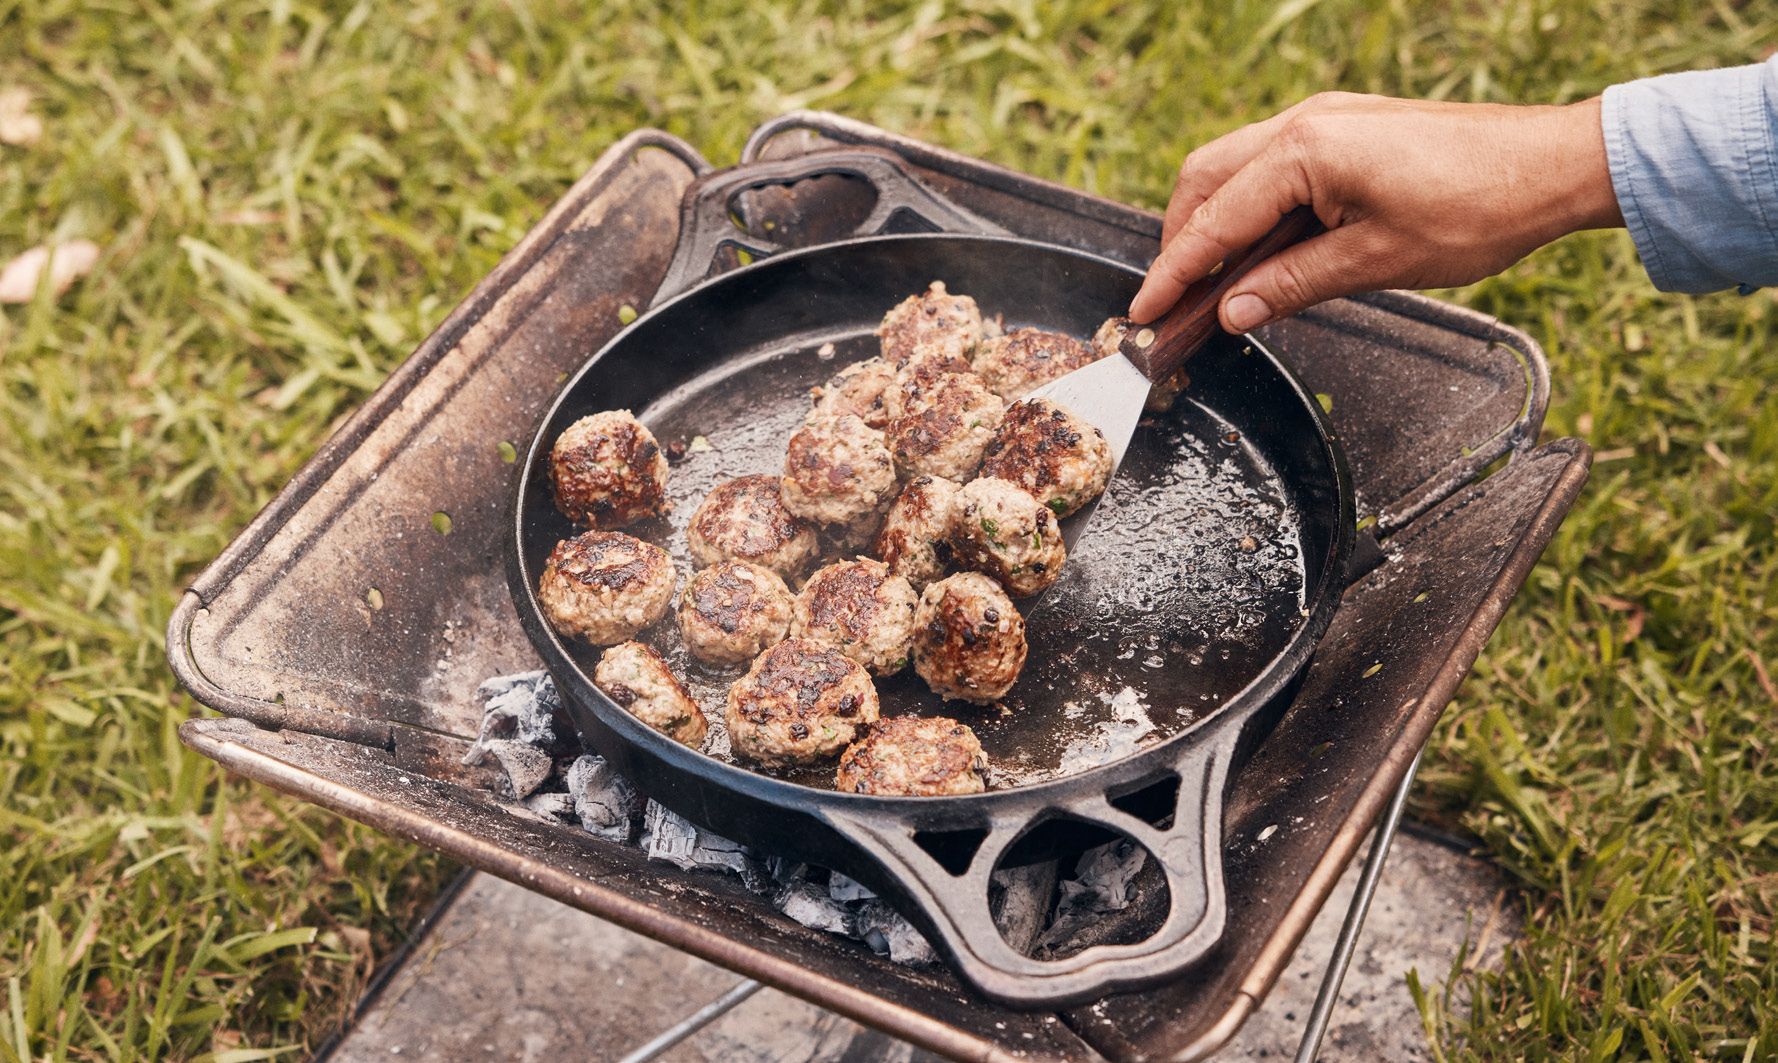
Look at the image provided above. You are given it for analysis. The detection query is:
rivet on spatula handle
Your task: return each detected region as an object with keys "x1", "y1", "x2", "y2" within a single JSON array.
[{"x1": 1117, "y1": 207, "x2": 1323, "y2": 383}]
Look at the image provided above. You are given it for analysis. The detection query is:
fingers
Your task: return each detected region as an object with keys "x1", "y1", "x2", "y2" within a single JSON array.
[
  {"x1": 1160, "y1": 110, "x2": 1298, "y2": 246},
  {"x1": 1130, "y1": 137, "x2": 1314, "y2": 323},
  {"x1": 1217, "y1": 226, "x2": 1389, "y2": 331}
]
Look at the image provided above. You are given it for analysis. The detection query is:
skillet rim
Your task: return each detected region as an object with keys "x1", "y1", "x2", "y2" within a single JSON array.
[{"x1": 508, "y1": 231, "x2": 1355, "y2": 819}]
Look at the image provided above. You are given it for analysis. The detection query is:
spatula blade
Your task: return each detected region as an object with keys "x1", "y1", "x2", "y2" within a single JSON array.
[{"x1": 1025, "y1": 352, "x2": 1151, "y2": 555}]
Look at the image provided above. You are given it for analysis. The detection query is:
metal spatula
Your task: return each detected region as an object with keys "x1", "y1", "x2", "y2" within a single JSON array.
[{"x1": 1029, "y1": 208, "x2": 1319, "y2": 553}]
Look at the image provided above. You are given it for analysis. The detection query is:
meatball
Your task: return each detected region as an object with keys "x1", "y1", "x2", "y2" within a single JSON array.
[
  {"x1": 882, "y1": 347, "x2": 974, "y2": 422},
  {"x1": 972, "y1": 327, "x2": 1100, "y2": 402},
  {"x1": 979, "y1": 397, "x2": 1114, "y2": 518},
  {"x1": 593, "y1": 641, "x2": 707, "y2": 747},
  {"x1": 686, "y1": 475, "x2": 820, "y2": 581},
  {"x1": 873, "y1": 475, "x2": 960, "y2": 591},
  {"x1": 913, "y1": 573, "x2": 1028, "y2": 704},
  {"x1": 781, "y1": 413, "x2": 898, "y2": 530},
  {"x1": 835, "y1": 716, "x2": 988, "y2": 796},
  {"x1": 1093, "y1": 318, "x2": 1189, "y2": 413},
  {"x1": 677, "y1": 560, "x2": 795, "y2": 666},
  {"x1": 886, "y1": 372, "x2": 1005, "y2": 482},
  {"x1": 792, "y1": 559, "x2": 919, "y2": 676},
  {"x1": 537, "y1": 531, "x2": 677, "y2": 645},
  {"x1": 725, "y1": 638, "x2": 881, "y2": 767},
  {"x1": 808, "y1": 356, "x2": 898, "y2": 429},
  {"x1": 549, "y1": 410, "x2": 670, "y2": 529},
  {"x1": 949, "y1": 477, "x2": 1067, "y2": 598},
  {"x1": 877, "y1": 281, "x2": 984, "y2": 364}
]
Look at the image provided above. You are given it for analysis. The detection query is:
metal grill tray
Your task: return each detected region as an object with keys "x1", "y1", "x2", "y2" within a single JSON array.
[{"x1": 169, "y1": 113, "x2": 1588, "y2": 1061}]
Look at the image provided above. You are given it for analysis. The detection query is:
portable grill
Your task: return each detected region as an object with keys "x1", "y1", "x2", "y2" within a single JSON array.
[{"x1": 168, "y1": 112, "x2": 1590, "y2": 1061}]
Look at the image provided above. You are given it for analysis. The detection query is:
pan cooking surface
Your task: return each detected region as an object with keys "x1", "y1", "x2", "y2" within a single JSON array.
[{"x1": 539, "y1": 333, "x2": 1306, "y2": 790}]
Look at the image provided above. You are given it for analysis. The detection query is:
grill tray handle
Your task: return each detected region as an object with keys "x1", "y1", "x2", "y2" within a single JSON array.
[
  {"x1": 651, "y1": 146, "x2": 1009, "y2": 304},
  {"x1": 821, "y1": 725, "x2": 1242, "y2": 1007}
]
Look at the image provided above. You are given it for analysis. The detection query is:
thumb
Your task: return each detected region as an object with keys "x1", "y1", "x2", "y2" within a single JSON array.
[{"x1": 1217, "y1": 227, "x2": 1386, "y2": 332}]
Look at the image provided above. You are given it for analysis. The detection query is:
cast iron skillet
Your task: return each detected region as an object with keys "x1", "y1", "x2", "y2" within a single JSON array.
[{"x1": 508, "y1": 231, "x2": 1353, "y2": 1008}]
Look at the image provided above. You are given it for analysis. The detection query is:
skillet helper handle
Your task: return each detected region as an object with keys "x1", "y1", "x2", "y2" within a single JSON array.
[
  {"x1": 820, "y1": 730, "x2": 1242, "y2": 1008},
  {"x1": 651, "y1": 147, "x2": 1008, "y2": 304},
  {"x1": 1119, "y1": 206, "x2": 1323, "y2": 383}
]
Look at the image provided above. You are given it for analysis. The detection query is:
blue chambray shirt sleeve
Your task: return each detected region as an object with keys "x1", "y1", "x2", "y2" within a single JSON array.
[{"x1": 1601, "y1": 55, "x2": 1778, "y2": 293}]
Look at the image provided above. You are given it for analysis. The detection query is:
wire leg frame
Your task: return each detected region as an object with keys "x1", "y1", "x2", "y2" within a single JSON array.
[{"x1": 1293, "y1": 748, "x2": 1425, "y2": 1063}]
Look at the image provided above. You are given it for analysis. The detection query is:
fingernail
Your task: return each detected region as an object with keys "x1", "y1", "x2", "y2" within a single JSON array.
[{"x1": 1224, "y1": 292, "x2": 1271, "y2": 331}]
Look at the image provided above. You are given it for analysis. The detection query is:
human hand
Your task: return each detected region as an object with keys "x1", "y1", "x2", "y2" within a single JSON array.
[{"x1": 1127, "y1": 93, "x2": 1623, "y2": 330}]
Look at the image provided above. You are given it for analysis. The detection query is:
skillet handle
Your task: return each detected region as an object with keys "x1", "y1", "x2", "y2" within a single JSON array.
[
  {"x1": 650, "y1": 147, "x2": 1009, "y2": 305},
  {"x1": 821, "y1": 727, "x2": 1242, "y2": 1008},
  {"x1": 1116, "y1": 207, "x2": 1322, "y2": 383}
]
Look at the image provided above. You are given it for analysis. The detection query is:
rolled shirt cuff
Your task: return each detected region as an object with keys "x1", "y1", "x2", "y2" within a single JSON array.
[{"x1": 1602, "y1": 56, "x2": 1778, "y2": 294}]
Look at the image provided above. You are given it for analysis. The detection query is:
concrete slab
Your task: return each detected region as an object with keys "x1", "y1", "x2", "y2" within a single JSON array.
[{"x1": 326, "y1": 829, "x2": 1513, "y2": 1062}]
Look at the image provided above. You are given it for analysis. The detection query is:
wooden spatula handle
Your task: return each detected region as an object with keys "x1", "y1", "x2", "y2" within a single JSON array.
[{"x1": 1118, "y1": 207, "x2": 1323, "y2": 383}]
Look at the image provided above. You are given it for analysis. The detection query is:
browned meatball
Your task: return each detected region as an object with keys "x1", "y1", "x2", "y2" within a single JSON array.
[
  {"x1": 549, "y1": 410, "x2": 670, "y2": 529},
  {"x1": 781, "y1": 413, "x2": 898, "y2": 530},
  {"x1": 873, "y1": 475, "x2": 960, "y2": 591},
  {"x1": 791, "y1": 559, "x2": 918, "y2": 676},
  {"x1": 913, "y1": 573, "x2": 1027, "y2": 704},
  {"x1": 972, "y1": 327, "x2": 1100, "y2": 402},
  {"x1": 594, "y1": 641, "x2": 707, "y2": 747},
  {"x1": 886, "y1": 372, "x2": 1004, "y2": 482},
  {"x1": 835, "y1": 716, "x2": 988, "y2": 796},
  {"x1": 537, "y1": 531, "x2": 677, "y2": 646},
  {"x1": 978, "y1": 397, "x2": 1114, "y2": 518},
  {"x1": 725, "y1": 638, "x2": 881, "y2": 767},
  {"x1": 677, "y1": 560, "x2": 795, "y2": 666},
  {"x1": 949, "y1": 477, "x2": 1067, "y2": 598},
  {"x1": 686, "y1": 475, "x2": 820, "y2": 581},
  {"x1": 808, "y1": 357, "x2": 898, "y2": 429},
  {"x1": 1093, "y1": 318, "x2": 1189, "y2": 413},
  {"x1": 882, "y1": 348, "x2": 974, "y2": 423},
  {"x1": 877, "y1": 281, "x2": 983, "y2": 364}
]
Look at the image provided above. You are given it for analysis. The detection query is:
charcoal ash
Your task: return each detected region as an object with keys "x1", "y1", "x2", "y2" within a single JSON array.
[
  {"x1": 466, "y1": 666, "x2": 1153, "y2": 969},
  {"x1": 565, "y1": 754, "x2": 641, "y2": 842},
  {"x1": 777, "y1": 880, "x2": 854, "y2": 935},
  {"x1": 1034, "y1": 839, "x2": 1150, "y2": 954},
  {"x1": 855, "y1": 900, "x2": 939, "y2": 966},
  {"x1": 641, "y1": 802, "x2": 769, "y2": 891}
]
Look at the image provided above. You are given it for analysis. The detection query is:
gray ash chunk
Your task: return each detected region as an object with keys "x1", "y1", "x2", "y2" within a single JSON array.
[
  {"x1": 855, "y1": 900, "x2": 937, "y2": 966},
  {"x1": 776, "y1": 881, "x2": 854, "y2": 935},
  {"x1": 522, "y1": 791, "x2": 576, "y2": 821},
  {"x1": 827, "y1": 872, "x2": 876, "y2": 903},
  {"x1": 468, "y1": 670, "x2": 564, "y2": 753},
  {"x1": 641, "y1": 802, "x2": 767, "y2": 889},
  {"x1": 564, "y1": 754, "x2": 639, "y2": 842},
  {"x1": 1035, "y1": 839, "x2": 1149, "y2": 954},
  {"x1": 482, "y1": 739, "x2": 554, "y2": 799}
]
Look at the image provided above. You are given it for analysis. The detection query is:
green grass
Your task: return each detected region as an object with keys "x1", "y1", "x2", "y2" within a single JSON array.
[{"x1": 1, "y1": 0, "x2": 1773, "y2": 1058}]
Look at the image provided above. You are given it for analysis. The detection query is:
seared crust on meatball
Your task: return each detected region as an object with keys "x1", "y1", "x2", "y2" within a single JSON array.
[
  {"x1": 594, "y1": 641, "x2": 707, "y2": 747},
  {"x1": 883, "y1": 348, "x2": 974, "y2": 423},
  {"x1": 686, "y1": 475, "x2": 820, "y2": 580},
  {"x1": 792, "y1": 559, "x2": 918, "y2": 676},
  {"x1": 835, "y1": 716, "x2": 988, "y2": 796},
  {"x1": 549, "y1": 410, "x2": 670, "y2": 529},
  {"x1": 877, "y1": 281, "x2": 983, "y2": 364},
  {"x1": 887, "y1": 372, "x2": 1004, "y2": 482},
  {"x1": 913, "y1": 573, "x2": 1027, "y2": 704},
  {"x1": 950, "y1": 478, "x2": 1067, "y2": 598},
  {"x1": 809, "y1": 357, "x2": 898, "y2": 429},
  {"x1": 1093, "y1": 318, "x2": 1189, "y2": 413},
  {"x1": 725, "y1": 638, "x2": 881, "y2": 767},
  {"x1": 781, "y1": 413, "x2": 898, "y2": 529},
  {"x1": 538, "y1": 531, "x2": 677, "y2": 646},
  {"x1": 979, "y1": 398, "x2": 1113, "y2": 518},
  {"x1": 677, "y1": 560, "x2": 794, "y2": 666},
  {"x1": 873, "y1": 475, "x2": 960, "y2": 591},
  {"x1": 972, "y1": 327, "x2": 1100, "y2": 402}
]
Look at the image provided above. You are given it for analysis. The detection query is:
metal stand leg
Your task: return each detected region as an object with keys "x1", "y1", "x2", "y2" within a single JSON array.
[
  {"x1": 616, "y1": 978, "x2": 764, "y2": 1063},
  {"x1": 1293, "y1": 749, "x2": 1424, "y2": 1063}
]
